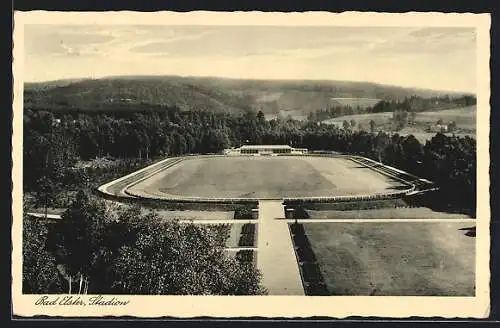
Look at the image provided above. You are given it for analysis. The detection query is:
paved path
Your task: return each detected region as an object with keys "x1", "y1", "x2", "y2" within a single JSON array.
[
  {"x1": 283, "y1": 218, "x2": 477, "y2": 223},
  {"x1": 27, "y1": 212, "x2": 62, "y2": 220},
  {"x1": 178, "y1": 219, "x2": 257, "y2": 224},
  {"x1": 225, "y1": 247, "x2": 257, "y2": 251},
  {"x1": 257, "y1": 200, "x2": 305, "y2": 295}
]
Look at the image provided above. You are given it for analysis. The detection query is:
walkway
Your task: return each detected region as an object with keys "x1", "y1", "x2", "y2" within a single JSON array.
[
  {"x1": 178, "y1": 219, "x2": 257, "y2": 224},
  {"x1": 284, "y1": 218, "x2": 477, "y2": 223},
  {"x1": 257, "y1": 200, "x2": 305, "y2": 295},
  {"x1": 27, "y1": 212, "x2": 62, "y2": 220}
]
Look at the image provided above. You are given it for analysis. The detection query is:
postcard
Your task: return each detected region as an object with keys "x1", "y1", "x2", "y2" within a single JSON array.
[{"x1": 12, "y1": 10, "x2": 491, "y2": 318}]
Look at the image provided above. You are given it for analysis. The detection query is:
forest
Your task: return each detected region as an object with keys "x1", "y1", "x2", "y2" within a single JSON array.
[
  {"x1": 24, "y1": 76, "x2": 470, "y2": 115},
  {"x1": 24, "y1": 106, "x2": 476, "y2": 215},
  {"x1": 22, "y1": 103, "x2": 476, "y2": 294}
]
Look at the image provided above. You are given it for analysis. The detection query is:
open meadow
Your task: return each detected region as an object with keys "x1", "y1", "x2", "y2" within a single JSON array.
[
  {"x1": 322, "y1": 105, "x2": 476, "y2": 136},
  {"x1": 322, "y1": 112, "x2": 393, "y2": 127},
  {"x1": 330, "y1": 97, "x2": 381, "y2": 109},
  {"x1": 302, "y1": 221, "x2": 475, "y2": 296},
  {"x1": 414, "y1": 106, "x2": 476, "y2": 130}
]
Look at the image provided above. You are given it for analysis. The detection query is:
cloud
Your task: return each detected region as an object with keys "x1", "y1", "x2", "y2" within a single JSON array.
[
  {"x1": 130, "y1": 30, "x2": 214, "y2": 54},
  {"x1": 23, "y1": 25, "x2": 476, "y2": 92},
  {"x1": 25, "y1": 26, "x2": 115, "y2": 59},
  {"x1": 367, "y1": 27, "x2": 476, "y2": 56},
  {"x1": 408, "y1": 27, "x2": 474, "y2": 39}
]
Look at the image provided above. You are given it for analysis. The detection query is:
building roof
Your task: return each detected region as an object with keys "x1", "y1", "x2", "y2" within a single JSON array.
[{"x1": 239, "y1": 145, "x2": 292, "y2": 149}]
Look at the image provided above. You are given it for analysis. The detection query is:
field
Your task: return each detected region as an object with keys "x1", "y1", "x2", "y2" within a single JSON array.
[
  {"x1": 414, "y1": 106, "x2": 476, "y2": 130},
  {"x1": 126, "y1": 156, "x2": 406, "y2": 199},
  {"x1": 322, "y1": 106, "x2": 476, "y2": 135},
  {"x1": 330, "y1": 97, "x2": 381, "y2": 109},
  {"x1": 264, "y1": 110, "x2": 308, "y2": 121},
  {"x1": 302, "y1": 222, "x2": 475, "y2": 296},
  {"x1": 322, "y1": 112, "x2": 392, "y2": 127}
]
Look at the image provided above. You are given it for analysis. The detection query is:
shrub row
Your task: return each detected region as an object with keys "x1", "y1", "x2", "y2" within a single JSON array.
[
  {"x1": 287, "y1": 198, "x2": 408, "y2": 212},
  {"x1": 241, "y1": 223, "x2": 256, "y2": 234},
  {"x1": 238, "y1": 234, "x2": 255, "y2": 247},
  {"x1": 403, "y1": 191, "x2": 475, "y2": 217},
  {"x1": 289, "y1": 223, "x2": 329, "y2": 296},
  {"x1": 234, "y1": 206, "x2": 257, "y2": 220},
  {"x1": 238, "y1": 224, "x2": 256, "y2": 247},
  {"x1": 296, "y1": 247, "x2": 316, "y2": 262},
  {"x1": 300, "y1": 263, "x2": 323, "y2": 282}
]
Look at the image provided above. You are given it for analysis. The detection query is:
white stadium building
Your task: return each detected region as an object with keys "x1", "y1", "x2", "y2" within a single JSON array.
[{"x1": 223, "y1": 145, "x2": 308, "y2": 156}]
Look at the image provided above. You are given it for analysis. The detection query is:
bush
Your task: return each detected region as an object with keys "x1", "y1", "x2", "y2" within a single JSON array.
[
  {"x1": 290, "y1": 223, "x2": 305, "y2": 235},
  {"x1": 241, "y1": 223, "x2": 255, "y2": 234},
  {"x1": 234, "y1": 206, "x2": 256, "y2": 220},
  {"x1": 238, "y1": 234, "x2": 255, "y2": 247},
  {"x1": 305, "y1": 282, "x2": 330, "y2": 296},
  {"x1": 236, "y1": 250, "x2": 254, "y2": 262},
  {"x1": 301, "y1": 263, "x2": 323, "y2": 282},
  {"x1": 296, "y1": 247, "x2": 316, "y2": 262},
  {"x1": 292, "y1": 233, "x2": 311, "y2": 248},
  {"x1": 301, "y1": 198, "x2": 408, "y2": 211},
  {"x1": 289, "y1": 223, "x2": 329, "y2": 295}
]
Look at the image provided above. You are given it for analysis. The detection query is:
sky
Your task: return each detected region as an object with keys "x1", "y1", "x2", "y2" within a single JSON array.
[{"x1": 23, "y1": 25, "x2": 477, "y2": 92}]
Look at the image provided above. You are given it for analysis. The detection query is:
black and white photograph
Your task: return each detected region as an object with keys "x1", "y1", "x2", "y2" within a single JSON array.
[{"x1": 11, "y1": 11, "x2": 491, "y2": 318}]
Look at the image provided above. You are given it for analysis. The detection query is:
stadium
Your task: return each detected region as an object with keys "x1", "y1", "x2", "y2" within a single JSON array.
[
  {"x1": 95, "y1": 146, "x2": 475, "y2": 297},
  {"x1": 98, "y1": 145, "x2": 434, "y2": 203}
]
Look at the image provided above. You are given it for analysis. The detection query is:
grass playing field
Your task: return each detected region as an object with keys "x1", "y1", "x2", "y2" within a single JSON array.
[
  {"x1": 302, "y1": 222, "x2": 475, "y2": 296},
  {"x1": 127, "y1": 156, "x2": 405, "y2": 199}
]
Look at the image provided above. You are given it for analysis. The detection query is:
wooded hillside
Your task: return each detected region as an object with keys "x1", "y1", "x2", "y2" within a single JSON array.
[{"x1": 24, "y1": 76, "x2": 471, "y2": 115}]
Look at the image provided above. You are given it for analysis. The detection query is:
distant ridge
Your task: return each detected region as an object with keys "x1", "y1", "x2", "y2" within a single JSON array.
[{"x1": 24, "y1": 75, "x2": 473, "y2": 115}]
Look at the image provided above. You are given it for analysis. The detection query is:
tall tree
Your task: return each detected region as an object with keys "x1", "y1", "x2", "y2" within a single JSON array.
[
  {"x1": 23, "y1": 212, "x2": 64, "y2": 294},
  {"x1": 369, "y1": 119, "x2": 376, "y2": 133},
  {"x1": 343, "y1": 120, "x2": 350, "y2": 130},
  {"x1": 56, "y1": 191, "x2": 109, "y2": 294}
]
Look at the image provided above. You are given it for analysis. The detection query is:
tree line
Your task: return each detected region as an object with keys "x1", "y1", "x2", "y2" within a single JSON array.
[
  {"x1": 368, "y1": 95, "x2": 476, "y2": 113},
  {"x1": 24, "y1": 106, "x2": 476, "y2": 214}
]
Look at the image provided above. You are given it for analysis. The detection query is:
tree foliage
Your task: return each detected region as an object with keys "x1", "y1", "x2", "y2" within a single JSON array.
[
  {"x1": 110, "y1": 213, "x2": 265, "y2": 295},
  {"x1": 41, "y1": 196, "x2": 267, "y2": 295},
  {"x1": 24, "y1": 106, "x2": 476, "y2": 214},
  {"x1": 23, "y1": 212, "x2": 64, "y2": 294}
]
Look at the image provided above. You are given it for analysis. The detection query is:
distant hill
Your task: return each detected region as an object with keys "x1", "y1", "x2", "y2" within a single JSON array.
[{"x1": 24, "y1": 75, "x2": 472, "y2": 116}]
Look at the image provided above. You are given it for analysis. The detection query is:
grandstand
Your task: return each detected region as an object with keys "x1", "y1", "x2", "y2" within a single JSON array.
[{"x1": 224, "y1": 145, "x2": 308, "y2": 156}]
